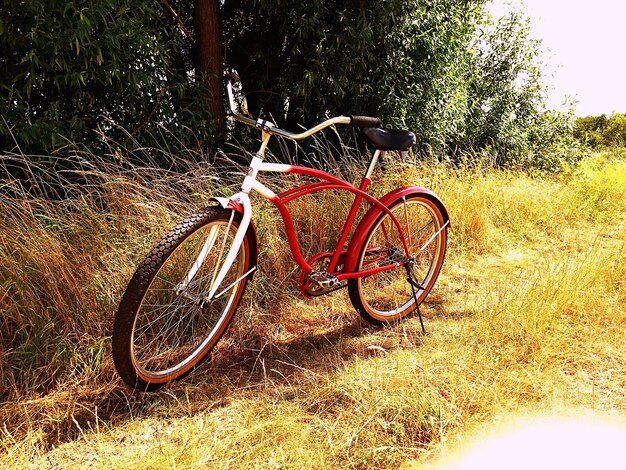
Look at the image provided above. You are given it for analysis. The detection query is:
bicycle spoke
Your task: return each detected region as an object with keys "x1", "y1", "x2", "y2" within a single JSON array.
[
  {"x1": 411, "y1": 220, "x2": 434, "y2": 242},
  {"x1": 127, "y1": 215, "x2": 250, "y2": 377},
  {"x1": 138, "y1": 298, "x2": 192, "y2": 355},
  {"x1": 135, "y1": 297, "x2": 196, "y2": 339}
]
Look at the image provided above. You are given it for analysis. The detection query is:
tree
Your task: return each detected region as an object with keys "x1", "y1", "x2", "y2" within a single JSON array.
[
  {"x1": 574, "y1": 113, "x2": 626, "y2": 148},
  {"x1": 0, "y1": 0, "x2": 217, "y2": 156},
  {"x1": 193, "y1": 0, "x2": 225, "y2": 134},
  {"x1": 574, "y1": 114, "x2": 608, "y2": 148},
  {"x1": 602, "y1": 113, "x2": 626, "y2": 147},
  {"x1": 1, "y1": 0, "x2": 574, "y2": 168},
  {"x1": 463, "y1": 10, "x2": 556, "y2": 163},
  {"x1": 221, "y1": 0, "x2": 572, "y2": 165},
  {"x1": 222, "y1": 0, "x2": 485, "y2": 140},
  {"x1": 1, "y1": 1, "x2": 154, "y2": 152}
]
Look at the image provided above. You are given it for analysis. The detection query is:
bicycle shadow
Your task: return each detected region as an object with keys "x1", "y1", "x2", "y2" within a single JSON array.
[{"x1": 5, "y1": 301, "x2": 441, "y2": 450}]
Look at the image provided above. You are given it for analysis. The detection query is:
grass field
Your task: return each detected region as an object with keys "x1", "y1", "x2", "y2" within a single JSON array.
[{"x1": 1, "y1": 150, "x2": 624, "y2": 468}]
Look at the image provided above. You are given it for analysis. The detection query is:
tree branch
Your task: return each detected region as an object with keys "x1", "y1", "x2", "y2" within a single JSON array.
[{"x1": 161, "y1": 0, "x2": 195, "y2": 44}]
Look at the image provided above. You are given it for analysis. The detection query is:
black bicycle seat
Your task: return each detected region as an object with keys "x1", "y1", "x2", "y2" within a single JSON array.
[{"x1": 362, "y1": 127, "x2": 416, "y2": 151}]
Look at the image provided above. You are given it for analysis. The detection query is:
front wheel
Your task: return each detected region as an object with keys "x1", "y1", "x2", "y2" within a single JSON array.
[
  {"x1": 348, "y1": 193, "x2": 447, "y2": 324},
  {"x1": 113, "y1": 207, "x2": 257, "y2": 391}
]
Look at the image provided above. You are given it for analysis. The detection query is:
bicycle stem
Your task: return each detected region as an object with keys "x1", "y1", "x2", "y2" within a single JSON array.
[{"x1": 227, "y1": 77, "x2": 352, "y2": 140}]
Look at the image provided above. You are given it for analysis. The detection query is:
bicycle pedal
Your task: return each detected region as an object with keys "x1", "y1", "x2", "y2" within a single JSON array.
[{"x1": 308, "y1": 270, "x2": 339, "y2": 288}]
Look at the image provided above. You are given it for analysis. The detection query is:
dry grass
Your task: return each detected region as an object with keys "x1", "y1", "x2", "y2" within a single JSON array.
[{"x1": 0, "y1": 149, "x2": 625, "y2": 468}]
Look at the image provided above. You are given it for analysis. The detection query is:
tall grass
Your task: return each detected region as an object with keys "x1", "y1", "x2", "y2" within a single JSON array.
[
  {"x1": 1, "y1": 148, "x2": 625, "y2": 467},
  {"x1": 0, "y1": 141, "x2": 366, "y2": 399},
  {"x1": 0, "y1": 150, "x2": 237, "y2": 398}
]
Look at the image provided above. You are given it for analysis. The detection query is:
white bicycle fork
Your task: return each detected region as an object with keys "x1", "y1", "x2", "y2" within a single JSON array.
[
  {"x1": 204, "y1": 192, "x2": 253, "y2": 300},
  {"x1": 181, "y1": 152, "x2": 293, "y2": 302}
]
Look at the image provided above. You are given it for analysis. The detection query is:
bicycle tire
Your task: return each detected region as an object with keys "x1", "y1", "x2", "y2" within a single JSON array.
[
  {"x1": 113, "y1": 206, "x2": 256, "y2": 391},
  {"x1": 348, "y1": 192, "x2": 447, "y2": 324}
]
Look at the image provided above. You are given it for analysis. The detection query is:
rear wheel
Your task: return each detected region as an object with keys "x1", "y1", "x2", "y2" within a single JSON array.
[
  {"x1": 348, "y1": 193, "x2": 447, "y2": 324},
  {"x1": 113, "y1": 207, "x2": 256, "y2": 391}
]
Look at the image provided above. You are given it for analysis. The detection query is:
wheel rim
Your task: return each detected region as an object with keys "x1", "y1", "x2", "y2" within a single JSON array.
[
  {"x1": 357, "y1": 198, "x2": 444, "y2": 319},
  {"x1": 130, "y1": 219, "x2": 246, "y2": 380}
]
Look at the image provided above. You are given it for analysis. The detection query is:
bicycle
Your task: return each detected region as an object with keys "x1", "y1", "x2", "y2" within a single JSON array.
[{"x1": 112, "y1": 71, "x2": 450, "y2": 391}]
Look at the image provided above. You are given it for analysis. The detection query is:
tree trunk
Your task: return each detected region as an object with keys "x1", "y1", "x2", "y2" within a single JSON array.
[{"x1": 194, "y1": 0, "x2": 225, "y2": 134}]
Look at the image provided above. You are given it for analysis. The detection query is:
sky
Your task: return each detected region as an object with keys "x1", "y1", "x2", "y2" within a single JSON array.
[{"x1": 488, "y1": 0, "x2": 626, "y2": 116}]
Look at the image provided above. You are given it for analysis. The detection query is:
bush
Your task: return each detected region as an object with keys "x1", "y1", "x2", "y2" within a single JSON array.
[
  {"x1": 223, "y1": 1, "x2": 576, "y2": 168},
  {"x1": 574, "y1": 113, "x2": 626, "y2": 148},
  {"x1": 0, "y1": 0, "x2": 214, "y2": 157}
]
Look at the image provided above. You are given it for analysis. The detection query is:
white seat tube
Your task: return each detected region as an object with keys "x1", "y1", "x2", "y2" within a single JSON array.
[
  {"x1": 364, "y1": 150, "x2": 383, "y2": 180},
  {"x1": 207, "y1": 193, "x2": 252, "y2": 300}
]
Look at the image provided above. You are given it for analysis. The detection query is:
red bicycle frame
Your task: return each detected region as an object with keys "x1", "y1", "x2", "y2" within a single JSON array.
[
  {"x1": 210, "y1": 140, "x2": 412, "y2": 300},
  {"x1": 268, "y1": 164, "x2": 411, "y2": 280}
]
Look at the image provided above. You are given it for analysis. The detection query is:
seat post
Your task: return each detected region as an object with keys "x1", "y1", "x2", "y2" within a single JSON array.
[{"x1": 364, "y1": 150, "x2": 384, "y2": 181}]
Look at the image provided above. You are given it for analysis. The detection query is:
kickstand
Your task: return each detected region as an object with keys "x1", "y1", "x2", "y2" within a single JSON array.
[
  {"x1": 406, "y1": 268, "x2": 426, "y2": 334},
  {"x1": 415, "y1": 297, "x2": 425, "y2": 334}
]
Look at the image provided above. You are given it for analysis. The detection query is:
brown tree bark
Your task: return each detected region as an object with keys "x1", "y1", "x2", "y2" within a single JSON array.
[{"x1": 194, "y1": 0, "x2": 225, "y2": 134}]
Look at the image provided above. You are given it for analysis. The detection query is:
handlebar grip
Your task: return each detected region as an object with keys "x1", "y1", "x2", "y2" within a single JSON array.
[
  {"x1": 350, "y1": 115, "x2": 382, "y2": 128},
  {"x1": 225, "y1": 69, "x2": 251, "y2": 117}
]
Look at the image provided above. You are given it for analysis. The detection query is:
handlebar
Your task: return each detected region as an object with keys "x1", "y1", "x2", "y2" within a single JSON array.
[{"x1": 225, "y1": 72, "x2": 381, "y2": 140}]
